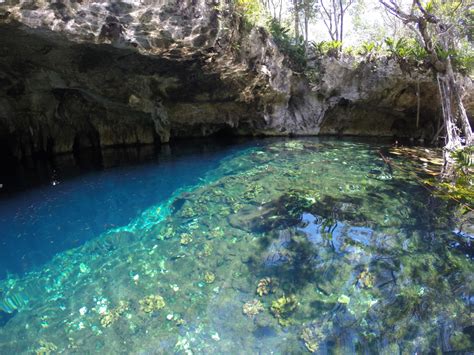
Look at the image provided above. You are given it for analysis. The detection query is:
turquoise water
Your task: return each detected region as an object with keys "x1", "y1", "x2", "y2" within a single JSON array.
[
  {"x1": 0, "y1": 138, "x2": 472, "y2": 353},
  {"x1": 0, "y1": 141, "x2": 247, "y2": 278}
]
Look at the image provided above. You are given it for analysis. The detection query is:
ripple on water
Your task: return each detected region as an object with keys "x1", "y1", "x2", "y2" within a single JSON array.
[{"x1": 0, "y1": 138, "x2": 472, "y2": 354}]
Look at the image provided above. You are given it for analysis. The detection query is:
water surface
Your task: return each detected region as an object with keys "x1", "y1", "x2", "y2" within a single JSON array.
[
  {"x1": 0, "y1": 138, "x2": 472, "y2": 354},
  {"x1": 0, "y1": 140, "x2": 249, "y2": 277}
]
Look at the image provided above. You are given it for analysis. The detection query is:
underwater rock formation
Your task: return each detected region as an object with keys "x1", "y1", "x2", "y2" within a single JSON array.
[
  {"x1": 100, "y1": 300, "x2": 129, "y2": 327},
  {"x1": 270, "y1": 295, "x2": 297, "y2": 326},
  {"x1": 139, "y1": 294, "x2": 165, "y2": 313},
  {"x1": 256, "y1": 277, "x2": 277, "y2": 297},
  {"x1": 0, "y1": 0, "x2": 473, "y2": 159},
  {"x1": 0, "y1": 139, "x2": 472, "y2": 353},
  {"x1": 242, "y1": 299, "x2": 264, "y2": 317}
]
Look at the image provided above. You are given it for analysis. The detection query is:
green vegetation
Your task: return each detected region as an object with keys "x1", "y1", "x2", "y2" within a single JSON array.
[
  {"x1": 309, "y1": 36, "x2": 472, "y2": 76},
  {"x1": 234, "y1": 0, "x2": 265, "y2": 26},
  {"x1": 232, "y1": 0, "x2": 307, "y2": 69},
  {"x1": 384, "y1": 37, "x2": 427, "y2": 63},
  {"x1": 233, "y1": 0, "x2": 473, "y2": 80},
  {"x1": 356, "y1": 40, "x2": 382, "y2": 58},
  {"x1": 267, "y1": 19, "x2": 306, "y2": 69},
  {"x1": 451, "y1": 44, "x2": 474, "y2": 75},
  {"x1": 311, "y1": 40, "x2": 342, "y2": 57},
  {"x1": 428, "y1": 146, "x2": 474, "y2": 211},
  {"x1": 1, "y1": 139, "x2": 473, "y2": 353}
]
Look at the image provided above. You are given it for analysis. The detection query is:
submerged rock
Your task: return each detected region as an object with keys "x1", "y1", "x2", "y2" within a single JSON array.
[
  {"x1": 301, "y1": 320, "x2": 333, "y2": 353},
  {"x1": 256, "y1": 277, "x2": 278, "y2": 297},
  {"x1": 35, "y1": 340, "x2": 57, "y2": 355},
  {"x1": 100, "y1": 300, "x2": 129, "y2": 327},
  {"x1": 203, "y1": 271, "x2": 216, "y2": 284},
  {"x1": 270, "y1": 295, "x2": 297, "y2": 326},
  {"x1": 0, "y1": 291, "x2": 29, "y2": 314},
  {"x1": 242, "y1": 299, "x2": 264, "y2": 318},
  {"x1": 139, "y1": 295, "x2": 165, "y2": 313},
  {"x1": 0, "y1": 139, "x2": 471, "y2": 353}
]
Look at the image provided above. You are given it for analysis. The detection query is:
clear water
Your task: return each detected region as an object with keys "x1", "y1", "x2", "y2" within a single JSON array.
[
  {"x1": 0, "y1": 141, "x2": 247, "y2": 278},
  {"x1": 0, "y1": 138, "x2": 472, "y2": 354}
]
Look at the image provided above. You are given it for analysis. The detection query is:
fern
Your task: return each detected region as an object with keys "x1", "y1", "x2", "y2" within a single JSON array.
[{"x1": 268, "y1": 19, "x2": 306, "y2": 70}]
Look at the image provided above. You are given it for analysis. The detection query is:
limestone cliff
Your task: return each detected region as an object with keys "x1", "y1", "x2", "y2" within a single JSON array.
[{"x1": 0, "y1": 0, "x2": 471, "y2": 159}]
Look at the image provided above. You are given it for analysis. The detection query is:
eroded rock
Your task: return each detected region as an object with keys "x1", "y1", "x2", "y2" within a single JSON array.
[{"x1": 0, "y1": 0, "x2": 472, "y2": 159}]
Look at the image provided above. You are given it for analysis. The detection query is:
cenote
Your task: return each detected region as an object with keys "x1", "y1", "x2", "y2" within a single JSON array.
[{"x1": 0, "y1": 137, "x2": 472, "y2": 353}]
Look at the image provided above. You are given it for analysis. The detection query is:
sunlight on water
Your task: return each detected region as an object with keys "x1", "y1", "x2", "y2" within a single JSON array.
[{"x1": 0, "y1": 138, "x2": 472, "y2": 353}]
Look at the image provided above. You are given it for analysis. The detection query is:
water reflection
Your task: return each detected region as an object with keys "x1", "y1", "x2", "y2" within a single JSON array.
[
  {"x1": 0, "y1": 138, "x2": 255, "y2": 277},
  {"x1": 0, "y1": 138, "x2": 471, "y2": 353}
]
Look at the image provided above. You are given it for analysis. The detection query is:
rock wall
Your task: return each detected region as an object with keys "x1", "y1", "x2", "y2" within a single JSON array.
[
  {"x1": 0, "y1": 0, "x2": 472, "y2": 159},
  {"x1": 316, "y1": 57, "x2": 442, "y2": 139},
  {"x1": 0, "y1": 0, "x2": 305, "y2": 158}
]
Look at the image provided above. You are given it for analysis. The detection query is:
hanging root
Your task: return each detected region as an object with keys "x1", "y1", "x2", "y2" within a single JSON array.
[{"x1": 436, "y1": 62, "x2": 474, "y2": 179}]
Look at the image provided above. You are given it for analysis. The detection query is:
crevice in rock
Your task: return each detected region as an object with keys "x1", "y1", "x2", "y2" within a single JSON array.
[{"x1": 0, "y1": 1, "x2": 472, "y2": 159}]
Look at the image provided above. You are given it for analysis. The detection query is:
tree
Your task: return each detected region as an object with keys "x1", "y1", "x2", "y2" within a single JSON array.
[
  {"x1": 301, "y1": 0, "x2": 318, "y2": 49},
  {"x1": 318, "y1": 0, "x2": 355, "y2": 43},
  {"x1": 350, "y1": 0, "x2": 411, "y2": 43},
  {"x1": 291, "y1": 0, "x2": 317, "y2": 50},
  {"x1": 261, "y1": 0, "x2": 284, "y2": 23},
  {"x1": 379, "y1": 0, "x2": 473, "y2": 174},
  {"x1": 293, "y1": 0, "x2": 301, "y2": 38}
]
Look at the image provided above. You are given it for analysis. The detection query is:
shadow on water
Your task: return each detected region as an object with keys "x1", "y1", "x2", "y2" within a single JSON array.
[
  {"x1": 0, "y1": 137, "x2": 472, "y2": 353},
  {"x1": 0, "y1": 311, "x2": 15, "y2": 328},
  {"x1": 242, "y1": 164, "x2": 473, "y2": 352}
]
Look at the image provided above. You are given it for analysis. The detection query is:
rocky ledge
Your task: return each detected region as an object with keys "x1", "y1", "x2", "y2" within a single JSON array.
[{"x1": 0, "y1": 0, "x2": 472, "y2": 159}]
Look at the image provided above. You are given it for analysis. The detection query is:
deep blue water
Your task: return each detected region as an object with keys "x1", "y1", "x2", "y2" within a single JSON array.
[
  {"x1": 0, "y1": 139, "x2": 255, "y2": 278},
  {"x1": 0, "y1": 137, "x2": 471, "y2": 353}
]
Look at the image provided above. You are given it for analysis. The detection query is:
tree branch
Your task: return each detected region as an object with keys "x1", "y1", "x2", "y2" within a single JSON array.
[
  {"x1": 414, "y1": 0, "x2": 439, "y2": 23},
  {"x1": 379, "y1": 0, "x2": 416, "y2": 23}
]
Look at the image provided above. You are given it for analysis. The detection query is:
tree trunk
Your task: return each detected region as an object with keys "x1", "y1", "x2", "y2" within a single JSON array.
[
  {"x1": 332, "y1": 0, "x2": 338, "y2": 41},
  {"x1": 303, "y1": 0, "x2": 309, "y2": 50},
  {"x1": 293, "y1": 0, "x2": 300, "y2": 37},
  {"x1": 339, "y1": 0, "x2": 344, "y2": 43},
  {"x1": 377, "y1": 0, "x2": 474, "y2": 177},
  {"x1": 436, "y1": 59, "x2": 473, "y2": 176},
  {"x1": 278, "y1": 0, "x2": 282, "y2": 23}
]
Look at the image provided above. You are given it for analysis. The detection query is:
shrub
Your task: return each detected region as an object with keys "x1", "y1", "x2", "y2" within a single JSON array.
[
  {"x1": 356, "y1": 41, "x2": 383, "y2": 59},
  {"x1": 427, "y1": 146, "x2": 474, "y2": 212},
  {"x1": 311, "y1": 40, "x2": 342, "y2": 57},
  {"x1": 234, "y1": 0, "x2": 264, "y2": 26},
  {"x1": 450, "y1": 44, "x2": 474, "y2": 75},
  {"x1": 385, "y1": 37, "x2": 427, "y2": 62},
  {"x1": 268, "y1": 18, "x2": 306, "y2": 70}
]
